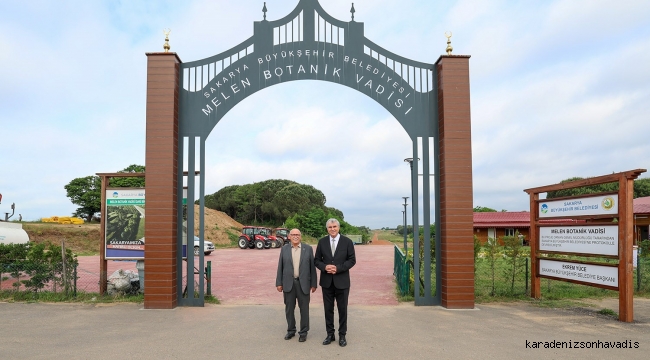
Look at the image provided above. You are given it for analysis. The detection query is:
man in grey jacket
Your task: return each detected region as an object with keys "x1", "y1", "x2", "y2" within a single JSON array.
[{"x1": 276, "y1": 228, "x2": 317, "y2": 342}]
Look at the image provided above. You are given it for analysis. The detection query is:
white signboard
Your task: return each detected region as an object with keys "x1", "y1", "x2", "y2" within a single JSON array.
[
  {"x1": 539, "y1": 225, "x2": 618, "y2": 256},
  {"x1": 539, "y1": 259, "x2": 618, "y2": 288},
  {"x1": 539, "y1": 194, "x2": 617, "y2": 218}
]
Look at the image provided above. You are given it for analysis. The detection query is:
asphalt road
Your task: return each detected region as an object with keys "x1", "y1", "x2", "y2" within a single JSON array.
[
  {"x1": 3, "y1": 244, "x2": 650, "y2": 359},
  {"x1": 1, "y1": 300, "x2": 649, "y2": 359}
]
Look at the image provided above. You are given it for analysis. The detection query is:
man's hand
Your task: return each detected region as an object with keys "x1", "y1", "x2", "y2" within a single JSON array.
[
  {"x1": 277, "y1": 286, "x2": 283, "y2": 292},
  {"x1": 325, "y1": 264, "x2": 337, "y2": 274},
  {"x1": 311, "y1": 287, "x2": 317, "y2": 293}
]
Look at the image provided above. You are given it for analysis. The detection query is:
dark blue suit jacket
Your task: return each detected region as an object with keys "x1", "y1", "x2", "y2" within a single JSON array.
[{"x1": 314, "y1": 235, "x2": 356, "y2": 289}]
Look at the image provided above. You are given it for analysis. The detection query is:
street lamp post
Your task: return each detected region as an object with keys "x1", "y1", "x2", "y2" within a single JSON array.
[
  {"x1": 402, "y1": 197, "x2": 409, "y2": 254},
  {"x1": 403, "y1": 158, "x2": 417, "y2": 257}
]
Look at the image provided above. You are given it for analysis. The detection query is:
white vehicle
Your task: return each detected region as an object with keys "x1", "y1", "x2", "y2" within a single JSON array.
[
  {"x1": 194, "y1": 236, "x2": 215, "y2": 256},
  {"x1": 0, "y1": 222, "x2": 29, "y2": 245}
]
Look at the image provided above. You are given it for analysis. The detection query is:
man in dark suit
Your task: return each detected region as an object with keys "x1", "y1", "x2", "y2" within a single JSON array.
[
  {"x1": 314, "y1": 218, "x2": 356, "y2": 347},
  {"x1": 276, "y1": 229, "x2": 317, "y2": 342}
]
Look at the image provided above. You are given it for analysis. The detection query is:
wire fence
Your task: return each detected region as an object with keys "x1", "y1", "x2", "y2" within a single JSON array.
[
  {"x1": 1, "y1": 259, "x2": 213, "y2": 299},
  {"x1": 393, "y1": 246, "x2": 411, "y2": 296},
  {"x1": 1, "y1": 261, "x2": 78, "y2": 296},
  {"x1": 395, "y1": 246, "x2": 650, "y2": 299}
]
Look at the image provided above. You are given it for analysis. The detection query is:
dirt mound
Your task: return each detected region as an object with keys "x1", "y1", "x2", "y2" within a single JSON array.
[
  {"x1": 192, "y1": 205, "x2": 243, "y2": 246},
  {"x1": 22, "y1": 206, "x2": 243, "y2": 254},
  {"x1": 23, "y1": 223, "x2": 102, "y2": 256}
]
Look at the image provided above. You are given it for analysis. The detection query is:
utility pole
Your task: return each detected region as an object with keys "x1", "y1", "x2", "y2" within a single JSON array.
[{"x1": 402, "y1": 197, "x2": 409, "y2": 254}]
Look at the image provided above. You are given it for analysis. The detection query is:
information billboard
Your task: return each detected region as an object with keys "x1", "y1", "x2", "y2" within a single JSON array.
[
  {"x1": 538, "y1": 194, "x2": 617, "y2": 218},
  {"x1": 539, "y1": 225, "x2": 618, "y2": 256},
  {"x1": 105, "y1": 189, "x2": 145, "y2": 259},
  {"x1": 539, "y1": 259, "x2": 618, "y2": 289}
]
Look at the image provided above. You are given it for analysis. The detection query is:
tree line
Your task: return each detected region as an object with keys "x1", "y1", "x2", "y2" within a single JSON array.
[
  {"x1": 203, "y1": 179, "x2": 369, "y2": 240},
  {"x1": 203, "y1": 179, "x2": 328, "y2": 225},
  {"x1": 546, "y1": 177, "x2": 650, "y2": 199}
]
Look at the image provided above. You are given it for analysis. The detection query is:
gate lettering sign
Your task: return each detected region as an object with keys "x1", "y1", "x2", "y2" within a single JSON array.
[{"x1": 179, "y1": 0, "x2": 436, "y2": 139}]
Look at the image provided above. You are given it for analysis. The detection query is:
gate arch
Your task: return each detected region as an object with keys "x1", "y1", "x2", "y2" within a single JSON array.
[{"x1": 144, "y1": 0, "x2": 474, "y2": 309}]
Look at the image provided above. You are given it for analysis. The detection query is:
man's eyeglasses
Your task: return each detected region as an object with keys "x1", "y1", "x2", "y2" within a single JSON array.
[{"x1": 290, "y1": 234, "x2": 301, "y2": 237}]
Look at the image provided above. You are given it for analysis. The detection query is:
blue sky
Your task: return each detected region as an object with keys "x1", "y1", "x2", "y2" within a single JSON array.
[{"x1": 1, "y1": 0, "x2": 649, "y2": 229}]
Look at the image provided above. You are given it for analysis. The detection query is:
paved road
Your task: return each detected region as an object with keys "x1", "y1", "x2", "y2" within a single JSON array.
[
  {"x1": 1, "y1": 300, "x2": 649, "y2": 359},
  {"x1": 4, "y1": 244, "x2": 650, "y2": 358}
]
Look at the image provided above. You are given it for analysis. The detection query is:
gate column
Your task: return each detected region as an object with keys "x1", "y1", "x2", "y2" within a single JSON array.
[
  {"x1": 436, "y1": 55, "x2": 474, "y2": 309},
  {"x1": 144, "y1": 52, "x2": 181, "y2": 309}
]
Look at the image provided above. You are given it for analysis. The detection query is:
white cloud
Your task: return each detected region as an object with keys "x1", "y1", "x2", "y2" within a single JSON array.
[{"x1": 1, "y1": 0, "x2": 649, "y2": 228}]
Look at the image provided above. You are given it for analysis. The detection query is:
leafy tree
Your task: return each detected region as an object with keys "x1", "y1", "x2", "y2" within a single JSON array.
[
  {"x1": 634, "y1": 178, "x2": 650, "y2": 198},
  {"x1": 285, "y1": 206, "x2": 369, "y2": 241},
  {"x1": 64, "y1": 176, "x2": 101, "y2": 221},
  {"x1": 639, "y1": 239, "x2": 650, "y2": 258},
  {"x1": 546, "y1": 176, "x2": 650, "y2": 199},
  {"x1": 273, "y1": 184, "x2": 320, "y2": 219},
  {"x1": 502, "y1": 231, "x2": 524, "y2": 294},
  {"x1": 326, "y1": 206, "x2": 344, "y2": 220},
  {"x1": 109, "y1": 164, "x2": 145, "y2": 188},
  {"x1": 473, "y1": 206, "x2": 497, "y2": 212},
  {"x1": 396, "y1": 225, "x2": 413, "y2": 236},
  {"x1": 205, "y1": 185, "x2": 240, "y2": 219},
  {"x1": 473, "y1": 235, "x2": 481, "y2": 273},
  {"x1": 0, "y1": 242, "x2": 77, "y2": 294},
  {"x1": 298, "y1": 207, "x2": 328, "y2": 237},
  {"x1": 483, "y1": 237, "x2": 500, "y2": 296},
  {"x1": 284, "y1": 216, "x2": 300, "y2": 231},
  {"x1": 204, "y1": 179, "x2": 327, "y2": 226},
  {"x1": 204, "y1": 179, "x2": 370, "y2": 241},
  {"x1": 64, "y1": 165, "x2": 144, "y2": 221}
]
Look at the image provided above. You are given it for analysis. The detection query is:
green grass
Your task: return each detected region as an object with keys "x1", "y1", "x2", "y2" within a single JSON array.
[
  {"x1": 395, "y1": 284, "x2": 414, "y2": 302},
  {"x1": 597, "y1": 308, "x2": 618, "y2": 317},
  {"x1": 374, "y1": 230, "x2": 413, "y2": 245},
  {"x1": 225, "y1": 230, "x2": 239, "y2": 247},
  {"x1": 205, "y1": 295, "x2": 220, "y2": 304}
]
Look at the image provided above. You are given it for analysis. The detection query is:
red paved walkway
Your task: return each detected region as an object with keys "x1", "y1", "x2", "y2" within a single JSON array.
[
  {"x1": 5, "y1": 245, "x2": 398, "y2": 305},
  {"x1": 211, "y1": 245, "x2": 397, "y2": 305}
]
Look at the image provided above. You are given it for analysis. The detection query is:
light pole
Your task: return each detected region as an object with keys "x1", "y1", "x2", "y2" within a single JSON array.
[
  {"x1": 402, "y1": 197, "x2": 409, "y2": 254},
  {"x1": 403, "y1": 158, "x2": 418, "y2": 256}
]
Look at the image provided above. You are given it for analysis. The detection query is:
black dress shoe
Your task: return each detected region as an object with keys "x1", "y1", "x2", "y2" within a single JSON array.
[
  {"x1": 284, "y1": 333, "x2": 295, "y2": 340},
  {"x1": 322, "y1": 334, "x2": 335, "y2": 345},
  {"x1": 339, "y1": 335, "x2": 347, "y2": 347},
  {"x1": 299, "y1": 334, "x2": 307, "y2": 342}
]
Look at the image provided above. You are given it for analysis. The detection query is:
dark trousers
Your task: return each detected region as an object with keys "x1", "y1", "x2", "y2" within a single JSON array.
[
  {"x1": 284, "y1": 278, "x2": 310, "y2": 335},
  {"x1": 322, "y1": 282, "x2": 349, "y2": 336}
]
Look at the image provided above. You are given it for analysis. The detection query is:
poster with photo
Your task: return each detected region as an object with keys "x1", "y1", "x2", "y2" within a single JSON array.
[{"x1": 105, "y1": 189, "x2": 145, "y2": 259}]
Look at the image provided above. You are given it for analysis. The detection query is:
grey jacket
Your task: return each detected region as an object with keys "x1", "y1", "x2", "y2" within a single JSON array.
[{"x1": 276, "y1": 243, "x2": 317, "y2": 294}]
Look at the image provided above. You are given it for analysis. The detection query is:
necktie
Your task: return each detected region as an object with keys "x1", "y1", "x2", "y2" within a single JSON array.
[{"x1": 331, "y1": 238, "x2": 336, "y2": 256}]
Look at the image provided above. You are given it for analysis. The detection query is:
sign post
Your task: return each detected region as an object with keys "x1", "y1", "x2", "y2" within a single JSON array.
[
  {"x1": 524, "y1": 169, "x2": 646, "y2": 322},
  {"x1": 96, "y1": 172, "x2": 146, "y2": 295}
]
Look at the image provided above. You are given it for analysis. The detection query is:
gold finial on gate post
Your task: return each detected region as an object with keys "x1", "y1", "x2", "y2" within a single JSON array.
[
  {"x1": 445, "y1": 31, "x2": 453, "y2": 55},
  {"x1": 163, "y1": 28, "x2": 171, "y2": 53}
]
